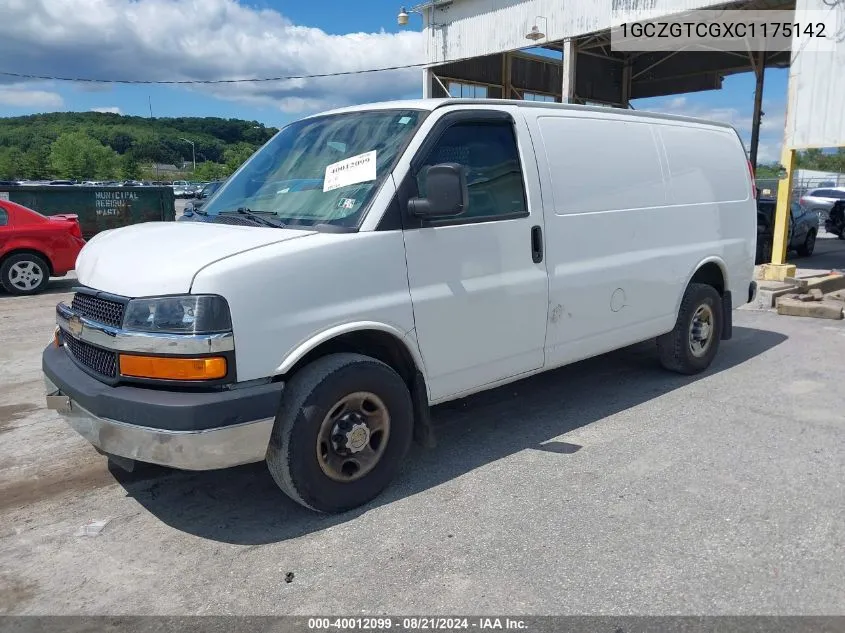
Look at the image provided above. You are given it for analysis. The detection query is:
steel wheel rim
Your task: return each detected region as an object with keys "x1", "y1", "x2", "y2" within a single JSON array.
[
  {"x1": 688, "y1": 303, "x2": 714, "y2": 358},
  {"x1": 9, "y1": 260, "x2": 44, "y2": 291},
  {"x1": 316, "y1": 391, "x2": 390, "y2": 483}
]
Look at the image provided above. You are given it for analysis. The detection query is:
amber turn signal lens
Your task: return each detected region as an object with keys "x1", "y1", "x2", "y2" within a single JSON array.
[
  {"x1": 54, "y1": 328, "x2": 61, "y2": 347},
  {"x1": 118, "y1": 355, "x2": 227, "y2": 380}
]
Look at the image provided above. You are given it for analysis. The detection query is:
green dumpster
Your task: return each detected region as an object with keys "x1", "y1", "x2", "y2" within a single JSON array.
[{"x1": 0, "y1": 185, "x2": 175, "y2": 239}]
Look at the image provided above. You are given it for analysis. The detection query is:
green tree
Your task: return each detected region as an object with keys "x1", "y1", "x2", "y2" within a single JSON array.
[
  {"x1": 120, "y1": 152, "x2": 141, "y2": 180},
  {"x1": 223, "y1": 142, "x2": 257, "y2": 174},
  {"x1": 194, "y1": 161, "x2": 229, "y2": 181},
  {"x1": 50, "y1": 132, "x2": 119, "y2": 180},
  {"x1": 0, "y1": 147, "x2": 23, "y2": 179},
  {"x1": 19, "y1": 145, "x2": 52, "y2": 179}
]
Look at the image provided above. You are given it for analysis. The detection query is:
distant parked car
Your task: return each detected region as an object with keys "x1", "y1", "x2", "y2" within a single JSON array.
[
  {"x1": 799, "y1": 186, "x2": 845, "y2": 223},
  {"x1": 755, "y1": 197, "x2": 819, "y2": 264},
  {"x1": 179, "y1": 180, "x2": 225, "y2": 221},
  {"x1": 0, "y1": 200, "x2": 85, "y2": 295}
]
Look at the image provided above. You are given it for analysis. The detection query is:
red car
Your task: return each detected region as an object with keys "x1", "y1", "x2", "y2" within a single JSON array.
[{"x1": 0, "y1": 200, "x2": 86, "y2": 295}]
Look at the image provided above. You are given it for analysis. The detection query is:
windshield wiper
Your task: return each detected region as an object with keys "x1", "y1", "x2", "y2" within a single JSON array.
[{"x1": 219, "y1": 207, "x2": 287, "y2": 228}]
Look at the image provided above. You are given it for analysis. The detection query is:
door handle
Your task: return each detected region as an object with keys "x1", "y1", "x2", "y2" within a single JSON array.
[{"x1": 531, "y1": 225, "x2": 543, "y2": 263}]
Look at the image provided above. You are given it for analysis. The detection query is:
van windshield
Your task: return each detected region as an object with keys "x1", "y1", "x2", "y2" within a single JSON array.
[{"x1": 202, "y1": 109, "x2": 425, "y2": 229}]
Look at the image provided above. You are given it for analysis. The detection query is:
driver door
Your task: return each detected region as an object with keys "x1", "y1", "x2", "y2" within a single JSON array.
[{"x1": 398, "y1": 109, "x2": 549, "y2": 403}]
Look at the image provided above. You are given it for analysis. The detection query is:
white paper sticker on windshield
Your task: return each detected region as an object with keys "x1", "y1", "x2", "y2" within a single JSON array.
[
  {"x1": 323, "y1": 151, "x2": 377, "y2": 192},
  {"x1": 0, "y1": 192, "x2": 8, "y2": 201}
]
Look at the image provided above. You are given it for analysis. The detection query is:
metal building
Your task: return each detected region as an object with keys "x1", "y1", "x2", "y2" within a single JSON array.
[{"x1": 410, "y1": 0, "x2": 845, "y2": 279}]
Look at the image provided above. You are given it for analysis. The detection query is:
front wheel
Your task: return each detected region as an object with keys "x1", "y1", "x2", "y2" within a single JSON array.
[
  {"x1": 266, "y1": 353, "x2": 414, "y2": 513},
  {"x1": 657, "y1": 283, "x2": 723, "y2": 375}
]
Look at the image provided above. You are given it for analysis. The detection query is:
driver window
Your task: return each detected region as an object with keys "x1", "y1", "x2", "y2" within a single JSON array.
[{"x1": 415, "y1": 121, "x2": 527, "y2": 221}]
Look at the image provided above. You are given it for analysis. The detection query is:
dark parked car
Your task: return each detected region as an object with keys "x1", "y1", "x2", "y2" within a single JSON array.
[
  {"x1": 756, "y1": 197, "x2": 819, "y2": 264},
  {"x1": 178, "y1": 180, "x2": 225, "y2": 221}
]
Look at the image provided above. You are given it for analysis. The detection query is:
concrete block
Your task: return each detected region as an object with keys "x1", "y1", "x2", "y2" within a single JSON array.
[
  {"x1": 805, "y1": 273, "x2": 845, "y2": 295},
  {"x1": 776, "y1": 297, "x2": 844, "y2": 320},
  {"x1": 758, "y1": 263, "x2": 797, "y2": 282},
  {"x1": 828, "y1": 290, "x2": 845, "y2": 303},
  {"x1": 808, "y1": 288, "x2": 824, "y2": 300},
  {"x1": 753, "y1": 281, "x2": 803, "y2": 309},
  {"x1": 784, "y1": 277, "x2": 810, "y2": 290}
]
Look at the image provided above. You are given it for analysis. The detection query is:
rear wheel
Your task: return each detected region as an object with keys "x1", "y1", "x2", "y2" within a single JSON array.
[
  {"x1": 797, "y1": 230, "x2": 816, "y2": 257},
  {"x1": 266, "y1": 353, "x2": 414, "y2": 513},
  {"x1": 657, "y1": 283, "x2": 723, "y2": 375},
  {"x1": 0, "y1": 253, "x2": 50, "y2": 295}
]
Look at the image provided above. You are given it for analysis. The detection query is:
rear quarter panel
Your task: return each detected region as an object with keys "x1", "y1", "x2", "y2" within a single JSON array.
[
  {"x1": 526, "y1": 108, "x2": 755, "y2": 367},
  {"x1": 0, "y1": 203, "x2": 80, "y2": 274}
]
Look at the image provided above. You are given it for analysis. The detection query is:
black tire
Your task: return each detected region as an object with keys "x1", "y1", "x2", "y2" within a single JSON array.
[
  {"x1": 266, "y1": 353, "x2": 414, "y2": 513},
  {"x1": 796, "y1": 230, "x2": 816, "y2": 257},
  {"x1": 755, "y1": 234, "x2": 772, "y2": 265},
  {"x1": 0, "y1": 252, "x2": 50, "y2": 295},
  {"x1": 657, "y1": 283, "x2": 723, "y2": 375},
  {"x1": 838, "y1": 231, "x2": 845, "y2": 241}
]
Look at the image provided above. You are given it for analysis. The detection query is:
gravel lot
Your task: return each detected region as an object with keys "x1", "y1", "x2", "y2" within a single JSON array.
[{"x1": 1, "y1": 246, "x2": 844, "y2": 616}]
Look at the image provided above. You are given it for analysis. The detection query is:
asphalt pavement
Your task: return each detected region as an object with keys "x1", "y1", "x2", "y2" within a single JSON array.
[{"x1": 1, "y1": 282, "x2": 843, "y2": 615}]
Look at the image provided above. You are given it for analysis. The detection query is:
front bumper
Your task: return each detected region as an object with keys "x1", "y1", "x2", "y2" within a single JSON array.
[{"x1": 43, "y1": 344, "x2": 283, "y2": 470}]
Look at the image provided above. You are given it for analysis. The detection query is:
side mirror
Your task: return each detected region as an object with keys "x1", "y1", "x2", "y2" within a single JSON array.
[
  {"x1": 408, "y1": 163, "x2": 468, "y2": 218},
  {"x1": 183, "y1": 208, "x2": 194, "y2": 217}
]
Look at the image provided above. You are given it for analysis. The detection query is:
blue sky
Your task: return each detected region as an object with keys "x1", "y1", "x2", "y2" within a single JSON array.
[{"x1": 0, "y1": 0, "x2": 788, "y2": 162}]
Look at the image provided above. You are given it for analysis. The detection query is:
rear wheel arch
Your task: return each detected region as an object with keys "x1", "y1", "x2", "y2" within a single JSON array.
[
  {"x1": 0, "y1": 248, "x2": 54, "y2": 276},
  {"x1": 674, "y1": 259, "x2": 727, "y2": 317}
]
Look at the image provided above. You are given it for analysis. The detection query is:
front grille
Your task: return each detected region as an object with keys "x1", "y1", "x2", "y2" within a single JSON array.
[
  {"x1": 71, "y1": 292, "x2": 126, "y2": 328},
  {"x1": 64, "y1": 334, "x2": 118, "y2": 379}
]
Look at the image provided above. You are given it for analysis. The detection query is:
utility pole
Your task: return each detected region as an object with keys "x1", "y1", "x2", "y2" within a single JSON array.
[
  {"x1": 749, "y1": 50, "x2": 766, "y2": 174},
  {"x1": 179, "y1": 137, "x2": 196, "y2": 172}
]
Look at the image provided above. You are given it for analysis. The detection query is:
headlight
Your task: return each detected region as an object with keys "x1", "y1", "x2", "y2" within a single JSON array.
[{"x1": 123, "y1": 295, "x2": 232, "y2": 334}]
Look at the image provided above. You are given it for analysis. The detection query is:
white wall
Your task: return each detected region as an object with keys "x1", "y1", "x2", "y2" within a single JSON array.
[
  {"x1": 423, "y1": 0, "x2": 730, "y2": 63},
  {"x1": 786, "y1": 0, "x2": 845, "y2": 149}
]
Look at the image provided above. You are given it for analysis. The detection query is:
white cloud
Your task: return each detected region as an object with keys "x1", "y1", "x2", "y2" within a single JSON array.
[
  {"x1": 91, "y1": 106, "x2": 121, "y2": 114},
  {"x1": 0, "y1": 83, "x2": 64, "y2": 108},
  {"x1": 0, "y1": 0, "x2": 425, "y2": 114}
]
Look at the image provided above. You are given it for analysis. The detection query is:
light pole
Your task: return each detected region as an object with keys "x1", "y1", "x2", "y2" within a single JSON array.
[{"x1": 179, "y1": 137, "x2": 196, "y2": 172}]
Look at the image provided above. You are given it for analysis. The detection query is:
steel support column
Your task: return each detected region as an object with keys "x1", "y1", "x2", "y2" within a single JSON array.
[
  {"x1": 760, "y1": 147, "x2": 798, "y2": 280},
  {"x1": 749, "y1": 51, "x2": 766, "y2": 173},
  {"x1": 561, "y1": 39, "x2": 577, "y2": 104}
]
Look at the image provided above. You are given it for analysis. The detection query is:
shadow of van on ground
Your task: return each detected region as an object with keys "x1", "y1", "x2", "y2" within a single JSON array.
[{"x1": 112, "y1": 325, "x2": 787, "y2": 544}]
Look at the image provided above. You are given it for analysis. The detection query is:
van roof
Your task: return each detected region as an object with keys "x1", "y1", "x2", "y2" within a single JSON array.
[{"x1": 312, "y1": 98, "x2": 738, "y2": 131}]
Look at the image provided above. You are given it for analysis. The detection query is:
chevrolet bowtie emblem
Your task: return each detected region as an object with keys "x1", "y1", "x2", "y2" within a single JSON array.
[{"x1": 68, "y1": 315, "x2": 83, "y2": 337}]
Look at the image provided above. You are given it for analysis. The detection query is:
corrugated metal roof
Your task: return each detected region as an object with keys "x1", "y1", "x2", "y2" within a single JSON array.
[{"x1": 421, "y1": 0, "x2": 733, "y2": 63}]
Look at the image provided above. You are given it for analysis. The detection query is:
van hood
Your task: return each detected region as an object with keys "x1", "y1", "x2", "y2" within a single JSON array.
[{"x1": 75, "y1": 221, "x2": 316, "y2": 297}]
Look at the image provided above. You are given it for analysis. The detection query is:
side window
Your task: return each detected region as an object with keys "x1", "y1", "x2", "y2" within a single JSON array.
[
  {"x1": 0, "y1": 208, "x2": 8, "y2": 227},
  {"x1": 415, "y1": 121, "x2": 527, "y2": 222}
]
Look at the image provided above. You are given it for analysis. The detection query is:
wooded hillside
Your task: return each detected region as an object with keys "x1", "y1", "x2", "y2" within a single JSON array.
[{"x1": 0, "y1": 111, "x2": 279, "y2": 181}]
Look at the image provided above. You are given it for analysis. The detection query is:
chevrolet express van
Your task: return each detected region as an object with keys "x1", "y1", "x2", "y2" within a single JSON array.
[{"x1": 43, "y1": 99, "x2": 758, "y2": 513}]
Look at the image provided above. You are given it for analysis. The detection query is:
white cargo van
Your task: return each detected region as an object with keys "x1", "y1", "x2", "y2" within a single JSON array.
[{"x1": 43, "y1": 99, "x2": 758, "y2": 513}]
